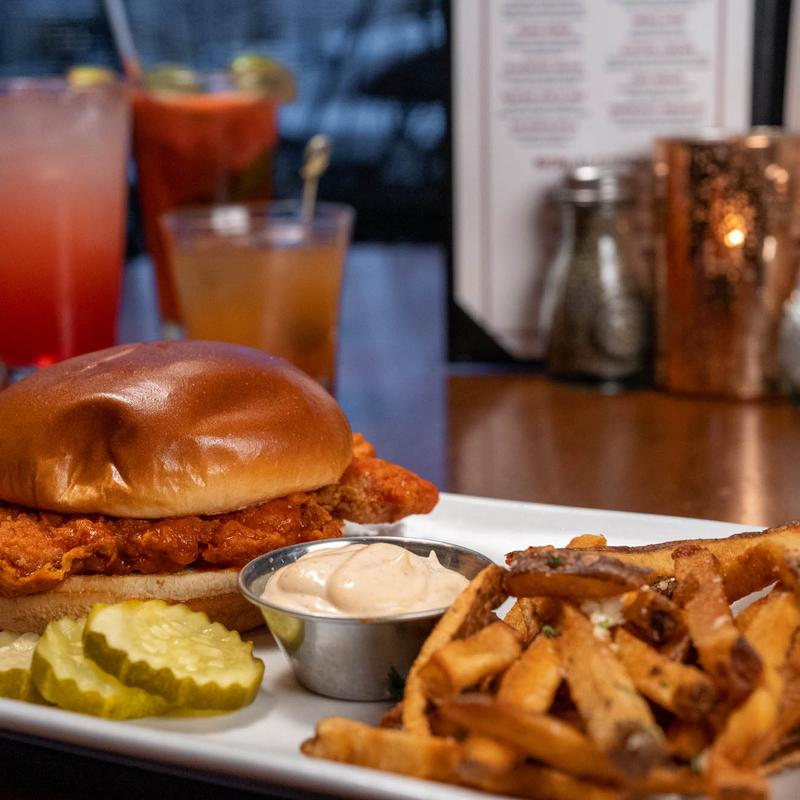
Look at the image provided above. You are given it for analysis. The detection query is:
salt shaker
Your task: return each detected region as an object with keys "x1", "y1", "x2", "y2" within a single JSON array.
[{"x1": 540, "y1": 166, "x2": 650, "y2": 384}]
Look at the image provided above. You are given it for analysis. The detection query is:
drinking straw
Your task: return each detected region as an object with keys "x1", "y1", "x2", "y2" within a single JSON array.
[
  {"x1": 103, "y1": 0, "x2": 144, "y2": 85},
  {"x1": 300, "y1": 134, "x2": 332, "y2": 222}
]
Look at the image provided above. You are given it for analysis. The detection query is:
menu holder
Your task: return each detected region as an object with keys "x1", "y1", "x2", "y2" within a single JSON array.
[{"x1": 449, "y1": 0, "x2": 756, "y2": 363}]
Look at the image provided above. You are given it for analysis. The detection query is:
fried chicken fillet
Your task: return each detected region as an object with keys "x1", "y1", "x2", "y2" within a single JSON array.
[{"x1": 0, "y1": 435, "x2": 438, "y2": 598}]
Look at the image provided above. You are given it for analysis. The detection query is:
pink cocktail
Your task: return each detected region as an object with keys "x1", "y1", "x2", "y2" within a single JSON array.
[{"x1": 0, "y1": 79, "x2": 129, "y2": 370}]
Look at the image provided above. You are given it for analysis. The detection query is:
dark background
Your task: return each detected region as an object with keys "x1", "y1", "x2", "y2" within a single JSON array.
[{"x1": 0, "y1": 0, "x2": 450, "y2": 251}]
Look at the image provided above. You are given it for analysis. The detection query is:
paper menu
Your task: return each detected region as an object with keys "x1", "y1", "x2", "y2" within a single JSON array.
[{"x1": 452, "y1": 0, "x2": 754, "y2": 360}]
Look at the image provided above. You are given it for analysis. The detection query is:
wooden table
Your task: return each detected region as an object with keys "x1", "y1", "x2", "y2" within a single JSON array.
[
  {"x1": 4, "y1": 243, "x2": 800, "y2": 797},
  {"x1": 335, "y1": 244, "x2": 800, "y2": 529}
]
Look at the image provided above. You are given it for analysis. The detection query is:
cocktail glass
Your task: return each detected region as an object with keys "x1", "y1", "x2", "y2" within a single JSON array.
[
  {"x1": 0, "y1": 78, "x2": 129, "y2": 374},
  {"x1": 131, "y1": 71, "x2": 285, "y2": 326},
  {"x1": 161, "y1": 201, "x2": 354, "y2": 392}
]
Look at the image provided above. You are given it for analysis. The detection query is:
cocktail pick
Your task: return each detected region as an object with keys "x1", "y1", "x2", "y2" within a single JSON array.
[{"x1": 300, "y1": 134, "x2": 332, "y2": 222}]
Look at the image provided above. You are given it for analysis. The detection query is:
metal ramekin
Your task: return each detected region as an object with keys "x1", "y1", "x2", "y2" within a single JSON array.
[{"x1": 238, "y1": 536, "x2": 494, "y2": 701}]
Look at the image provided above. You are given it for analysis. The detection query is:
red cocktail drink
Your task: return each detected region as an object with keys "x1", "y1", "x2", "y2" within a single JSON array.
[{"x1": 132, "y1": 86, "x2": 279, "y2": 323}]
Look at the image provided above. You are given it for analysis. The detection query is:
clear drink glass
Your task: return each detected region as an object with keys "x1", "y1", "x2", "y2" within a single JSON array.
[
  {"x1": 0, "y1": 78, "x2": 129, "y2": 374},
  {"x1": 161, "y1": 201, "x2": 354, "y2": 392}
]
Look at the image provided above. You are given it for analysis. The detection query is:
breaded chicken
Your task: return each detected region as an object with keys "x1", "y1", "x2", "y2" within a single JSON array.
[{"x1": 0, "y1": 438, "x2": 438, "y2": 597}]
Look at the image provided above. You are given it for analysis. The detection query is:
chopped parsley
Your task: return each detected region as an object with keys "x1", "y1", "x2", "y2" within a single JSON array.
[
  {"x1": 542, "y1": 624, "x2": 558, "y2": 639},
  {"x1": 546, "y1": 555, "x2": 565, "y2": 568}
]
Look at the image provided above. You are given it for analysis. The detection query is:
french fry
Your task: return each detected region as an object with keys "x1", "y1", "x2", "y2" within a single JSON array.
[
  {"x1": 460, "y1": 761, "x2": 623, "y2": 800},
  {"x1": 497, "y1": 633, "x2": 561, "y2": 714},
  {"x1": 631, "y1": 766, "x2": 707, "y2": 796},
  {"x1": 619, "y1": 586, "x2": 686, "y2": 649},
  {"x1": 506, "y1": 521, "x2": 800, "y2": 582},
  {"x1": 673, "y1": 545, "x2": 762, "y2": 701},
  {"x1": 379, "y1": 701, "x2": 403, "y2": 729},
  {"x1": 763, "y1": 745, "x2": 800, "y2": 777},
  {"x1": 567, "y1": 533, "x2": 608, "y2": 549},
  {"x1": 614, "y1": 627, "x2": 716, "y2": 720},
  {"x1": 708, "y1": 750, "x2": 769, "y2": 800},
  {"x1": 503, "y1": 596, "x2": 557, "y2": 644},
  {"x1": 460, "y1": 734, "x2": 519, "y2": 775},
  {"x1": 773, "y1": 630, "x2": 800, "y2": 745},
  {"x1": 556, "y1": 602, "x2": 665, "y2": 776},
  {"x1": 419, "y1": 621, "x2": 521, "y2": 699},
  {"x1": 505, "y1": 549, "x2": 655, "y2": 599},
  {"x1": 437, "y1": 693, "x2": 619, "y2": 781},
  {"x1": 722, "y1": 541, "x2": 787, "y2": 602},
  {"x1": 300, "y1": 716, "x2": 461, "y2": 782},
  {"x1": 735, "y1": 594, "x2": 772, "y2": 633},
  {"x1": 713, "y1": 591, "x2": 800, "y2": 767},
  {"x1": 665, "y1": 717, "x2": 709, "y2": 761},
  {"x1": 403, "y1": 564, "x2": 507, "y2": 735}
]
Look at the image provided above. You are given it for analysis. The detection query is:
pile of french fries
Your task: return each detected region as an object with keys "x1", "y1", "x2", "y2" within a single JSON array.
[{"x1": 302, "y1": 523, "x2": 800, "y2": 799}]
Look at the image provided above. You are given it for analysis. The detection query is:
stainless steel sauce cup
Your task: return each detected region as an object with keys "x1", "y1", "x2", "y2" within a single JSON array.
[{"x1": 238, "y1": 536, "x2": 494, "y2": 701}]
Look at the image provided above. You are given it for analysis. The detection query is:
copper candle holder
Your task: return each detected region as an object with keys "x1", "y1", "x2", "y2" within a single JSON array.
[{"x1": 654, "y1": 131, "x2": 799, "y2": 400}]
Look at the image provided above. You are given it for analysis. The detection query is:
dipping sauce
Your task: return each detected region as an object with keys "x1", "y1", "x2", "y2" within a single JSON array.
[{"x1": 261, "y1": 542, "x2": 470, "y2": 617}]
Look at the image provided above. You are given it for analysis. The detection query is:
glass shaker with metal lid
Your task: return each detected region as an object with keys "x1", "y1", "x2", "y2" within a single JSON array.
[{"x1": 540, "y1": 165, "x2": 650, "y2": 384}]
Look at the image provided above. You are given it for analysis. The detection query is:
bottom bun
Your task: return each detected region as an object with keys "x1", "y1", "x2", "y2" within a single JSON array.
[{"x1": 0, "y1": 570, "x2": 263, "y2": 634}]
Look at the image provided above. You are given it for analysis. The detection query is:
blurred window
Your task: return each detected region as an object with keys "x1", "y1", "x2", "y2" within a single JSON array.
[{"x1": 0, "y1": 0, "x2": 449, "y2": 244}]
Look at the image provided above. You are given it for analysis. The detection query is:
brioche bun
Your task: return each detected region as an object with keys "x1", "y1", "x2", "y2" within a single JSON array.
[
  {"x1": 0, "y1": 340, "x2": 354, "y2": 631},
  {"x1": 0, "y1": 340, "x2": 353, "y2": 517},
  {"x1": 0, "y1": 570, "x2": 262, "y2": 634}
]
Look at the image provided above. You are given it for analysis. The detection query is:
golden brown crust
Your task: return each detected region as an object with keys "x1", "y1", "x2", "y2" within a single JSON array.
[
  {"x1": 0, "y1": 570, "x2": 263, "y2": 633},
  {"x1": 0, "y1": 341, "x2": 353, "y2": 518}
]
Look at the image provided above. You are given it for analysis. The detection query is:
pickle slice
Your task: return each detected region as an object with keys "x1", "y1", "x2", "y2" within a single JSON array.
[
  {"x1": 31, "y1": 618, "x2": 169, "y2": 719},
  {"x1": 0, "y1": 632, "x2": 41, "y2": 701},
  {"x1": 84, "y1": 601, "x2": 264, "y2": 711}
]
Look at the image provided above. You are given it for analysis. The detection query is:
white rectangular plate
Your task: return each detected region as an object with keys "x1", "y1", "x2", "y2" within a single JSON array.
[{"x1": 0, "y1": 493, "x2": 794, "y2": 799}]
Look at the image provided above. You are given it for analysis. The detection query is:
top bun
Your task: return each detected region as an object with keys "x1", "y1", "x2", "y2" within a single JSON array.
[{"x1": 0, "y1": 341, "x2": 353, "y2": 518}]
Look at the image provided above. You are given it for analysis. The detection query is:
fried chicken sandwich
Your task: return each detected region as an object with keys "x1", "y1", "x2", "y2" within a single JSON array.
[{"x1": 0, "y1": 340, "x2": 438, "y2": 632}]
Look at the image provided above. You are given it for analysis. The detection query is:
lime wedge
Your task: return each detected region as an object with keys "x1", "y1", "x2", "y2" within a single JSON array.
[
  {"x1": 0, "y1": 631, "x2": 41, "y2": 701},
  {"x1": 144, "y1": 64, "x2": 202, "y2": 94},
  {"x1": 84, "y1": 601, "x2": 264, "y2": 711},
  {"x1": 229, "y1": 54, "x2": 296, "y2": 101},
  {"x1": 66, "y1": 66, "x2": 117, "y2": 87},
  {"x1": 31, "y1": 618, "x2": 168, "y2": 719}
]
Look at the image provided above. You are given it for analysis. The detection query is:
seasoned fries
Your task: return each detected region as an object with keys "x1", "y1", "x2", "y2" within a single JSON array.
[
  {"x1": 303, "y1": 523, "x2": 800, "y2": 799},
  {"x1": 402, "y1": 563, "x2": 506, "y2": 735},
  {"x1": 673, "y1": 545, "x2": 762, "y2": 702},
  {"x1": 301, "y1": 716, "x2": 461, "y2": 781},
  {"x1": 438, "y1": 694, "x2": 619, "y2": 781},
  {"x1": 419, "y1": 621, "x2": 521, "y2": 699},
  {"x1": 496, "y1": 634, "x2": 560, "y2": 714},
  {"x1": 614, "y1": 626, "x2": 716, "y2": 720},
  {"x1": 713, "y1": 592, "x2": 800, "y2": 767},
  {"x1": 556, "y1": 602, "x2": 665, "y2": 776}
]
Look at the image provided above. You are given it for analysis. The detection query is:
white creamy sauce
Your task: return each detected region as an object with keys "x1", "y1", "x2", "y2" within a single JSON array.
[
  {"x1": 581, "y1": 597, "x2": 626, "y2": 641},
  {"x1": 262, "y1": 542, "x2": 470, "y2": 617}
]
